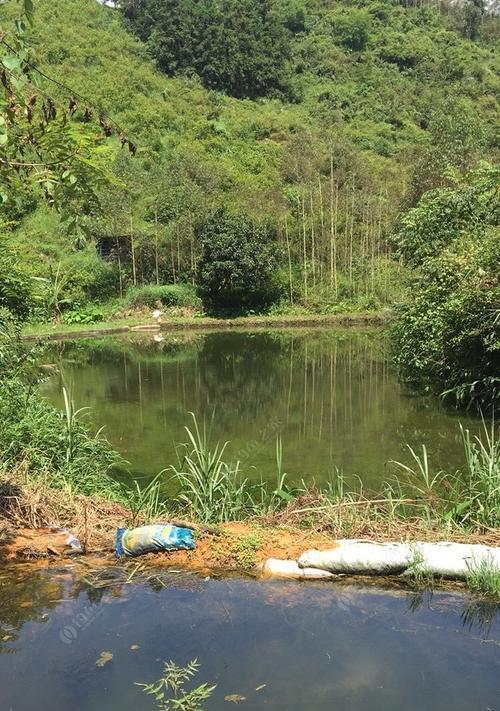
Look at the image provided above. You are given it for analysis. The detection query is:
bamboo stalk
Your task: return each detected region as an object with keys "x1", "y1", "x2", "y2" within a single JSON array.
[{"x1": 284, "y1": 216, "x2": 293, "y2": 305}]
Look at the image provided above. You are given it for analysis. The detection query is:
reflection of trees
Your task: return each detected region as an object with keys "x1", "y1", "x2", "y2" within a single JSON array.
[
  {"x1": 40, "y1": 329, "x2": 487, "y2": 486},
  {"x1": 0, "y1": 565, "x2": 204, "y2": 654},
  {"x1": 196, "y1": 332, "x2": 289, "y2": 423},
  {"x1": 0, "y1": 569, "x2": 65, "y2": 653}
]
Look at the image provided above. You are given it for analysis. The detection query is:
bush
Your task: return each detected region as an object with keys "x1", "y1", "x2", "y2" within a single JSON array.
[
  {"x1": 126, "y1": 283, "x2": 202, "y2": 310},
  {"x1": 391, "y1": 166, "x2": 500, "y2": 412},
  {"x1": 0, "y1": 375, "x2": 123, "y2": 499},
  {"x1": 63, "y1": 306, "x2": 105, "y2": 325},
  {"x1": 62, "y1": 250, "x2": 121, "y2": 304},
  {"x1": 331, "y1": 9, "x2": 371, "y2": 52},
  {"x1": 196, "y1": 208, "x2": 283, "y2": 312},
  {"x1": 0, "y1": 239, "x2": 32, "y2": 321}
]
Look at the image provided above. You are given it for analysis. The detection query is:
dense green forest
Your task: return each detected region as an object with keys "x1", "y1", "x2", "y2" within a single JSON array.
[{"x1": 0, "y1": 0, "x2": 499, "y2": 407}]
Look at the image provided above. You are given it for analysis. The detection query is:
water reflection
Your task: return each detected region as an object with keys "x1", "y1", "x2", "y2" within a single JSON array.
[
  {"x1": 40, "y1": 329, "x2": 480, "y2": 488},
  {"x1": 0, "y1": 565, "x2": 499, "y2": 711}
]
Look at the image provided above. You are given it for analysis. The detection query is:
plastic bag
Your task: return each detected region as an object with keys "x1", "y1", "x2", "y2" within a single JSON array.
[{"x1": 115, "y1": 524, "x2": 195, "y2": 557}]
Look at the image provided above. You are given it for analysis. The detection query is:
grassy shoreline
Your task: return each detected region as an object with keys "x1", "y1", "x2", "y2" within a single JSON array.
[
  {"x1": 1, "y1": 454, "x2": 499, "y2": 597},
  {"x1": 21, "y1": 311, "x2": 388, "y2": 341}
]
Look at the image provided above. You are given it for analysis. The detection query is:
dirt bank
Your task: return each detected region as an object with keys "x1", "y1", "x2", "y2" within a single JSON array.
[{"x1": 22, "y1": 312, "x2": 388, "y2": 342}]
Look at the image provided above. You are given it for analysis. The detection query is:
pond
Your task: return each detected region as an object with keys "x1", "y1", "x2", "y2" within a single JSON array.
[
  {"x1": 1, "y1": 564, "x2": 499, "y2": 710},
  {"x1": 40, "y1": 328, "x2": 480, "y2": 489}
]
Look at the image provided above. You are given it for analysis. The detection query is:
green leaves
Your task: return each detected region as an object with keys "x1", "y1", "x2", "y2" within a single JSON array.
[
  {"x1": 22, "y1": 0, "x2": 34, "y2": 25},
  {"x1": 1, "y1": 56, "x2": 22, "y2": 72},
  {"x1": 391, "y1": 165, "x2": 500, "y2": 413}
]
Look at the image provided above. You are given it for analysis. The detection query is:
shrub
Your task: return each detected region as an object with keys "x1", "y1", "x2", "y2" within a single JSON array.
[
  {"x1": 62, "y1": 250, "x2": 121, "y2": 304},
  {"x1": 126, "y1": 283, "x2": 202, "y2": 310},
  {"x1": 0, "y1": 377, "x2": 123, "y2": 499},
  {"x1": 196, "y1": 208, "x2": 283, "y2": 312},
  {"x1": 63, "y1": 306, "x2": 105, "y2": 325},
  {"x1": 391, "y1": 165, "x2": 500, "y2": 412},
  {"x1": 331, "y1": 9, "x2": 371, "y2": 52},
  {"x1": 0, "y1": 239, "x2": 32, "y2": 320}
]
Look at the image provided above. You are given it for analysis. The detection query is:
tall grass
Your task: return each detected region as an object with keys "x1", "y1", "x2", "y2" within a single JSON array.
[
  {"x1": 169, "y1": 413, "x2": 251, "y2": 523},
  {"x1": 466, "y1": 556, "x2": 500, "y2": 598},
  {"x1": 392, "y1": 421, "x2": 499, "y2": 530},
  {"x1": 0, "y1": 378, "x2": 123, "y2": 501},
  {"x1": 122, "y1": 473, "x2": 169, "y2": 526},
  {"x1": 170, "y1": 420, "x2": 300, "y2": 522}
]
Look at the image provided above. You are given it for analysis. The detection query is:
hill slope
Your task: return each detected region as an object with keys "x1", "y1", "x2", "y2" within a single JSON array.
[{"x1": 1, "y1": 0, "x2": 498, "y2": 308}]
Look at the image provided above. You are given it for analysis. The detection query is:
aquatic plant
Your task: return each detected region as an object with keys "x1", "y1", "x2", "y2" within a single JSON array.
[{"x1": 136, "y1": 659, "x2": 215, "y2": 711}]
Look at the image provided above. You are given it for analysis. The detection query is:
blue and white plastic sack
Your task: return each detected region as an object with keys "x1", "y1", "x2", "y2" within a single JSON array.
[{"x1": 115, "y1": 524, "x2": 195, "y2": 557}]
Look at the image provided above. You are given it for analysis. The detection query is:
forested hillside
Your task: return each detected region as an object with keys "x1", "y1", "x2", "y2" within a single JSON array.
[
  {"x1": 1, "y1": 0, "x2": 497, "y2": 295},
  {"x1": 0, "y1": 0, "x2": 498, "y2": 404}
]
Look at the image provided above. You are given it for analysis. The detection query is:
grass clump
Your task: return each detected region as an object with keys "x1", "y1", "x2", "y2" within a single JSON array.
[
  {"x1": 126, "y1": 284, "x2": 202, "y2": 311},
  {"x1": 169, "y1": 414, "x2": 252, "y2": 524},
  {"x1": 393, "y1": 422, "x2": 500, "y2": 531},
  {"x1": 230, "y1": 532, "x2": 263, "y2": 569},
  {"x1": 466, "y1": 557, "x2": 500, "y2": 598}
]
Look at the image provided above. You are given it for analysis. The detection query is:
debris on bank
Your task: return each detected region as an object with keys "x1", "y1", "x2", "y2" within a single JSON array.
[
  {"x1": 1, "y1": 472, "x2": 499, "y2": 586},
  {"x1": 115, "y1": 524, "x2": 195, "y2": 557},
  {"x1": 0, "y1": 527, "x2": 82, "y2": 560}
]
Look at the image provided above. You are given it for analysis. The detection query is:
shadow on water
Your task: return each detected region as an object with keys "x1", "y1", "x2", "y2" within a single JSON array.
[
  {"x1": 0, "y1": 564, "x2": 499, "y2": 710},
  {"x1": 39, "y1": 329, "x2": 482, "y2": 490}
]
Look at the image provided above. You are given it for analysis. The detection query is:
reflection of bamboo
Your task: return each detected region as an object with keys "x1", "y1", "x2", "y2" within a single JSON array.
[
  {"x1": 303, "y1": 342, "x2": 308, "y2": 438},
  {"x1": 138, "y1": 361, "x2": 143, "y2": 427},
  {"x1": 287, "y1": 337, "x2": 294, "y2": 419},
  {"x1": 160, "y1": 360, "x2": 167, "y2": 431},
  {"x1": 311, "y1": 353, "x2": 315, "y2": 437},
  {"x1": 123, "y1": 352, "x2": 128, "y2": 394},
  {"x1": 301, "y1": 193, "x2": 308, "y2": 298}
]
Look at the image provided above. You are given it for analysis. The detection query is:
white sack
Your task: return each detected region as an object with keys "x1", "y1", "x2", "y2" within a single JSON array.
[
  {"x1": 299, "y1": 540, "x2": 411, "y2": 575},
  {"x1": 259, "y1": 558, "x2": 336, "y2": 580},
  {"x1": 409, "y1": 542, "x2": 500, "y2": 580},
  {"x1": 298, "y1": 540, "x2": 500, "y2": 580}
]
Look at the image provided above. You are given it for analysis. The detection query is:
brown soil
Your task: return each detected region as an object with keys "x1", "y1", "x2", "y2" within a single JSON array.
[
  {"x1": 151, "y1": 522, "x2": 336, "y2": 574},
  {"x1": 2, "y1": 470, "x2": 498, "y2": 574}
]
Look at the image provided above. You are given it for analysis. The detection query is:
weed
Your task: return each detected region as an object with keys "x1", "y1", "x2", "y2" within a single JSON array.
[
  {"x1": 136, "y1": 659, "x2": 215, "y2": 711},
  {"x1": 466, "y1": 556, "x2": 500, "y2": 598},
  {"x1": 170, "y1": 413, "x2": 251, "y2": 523},
  {"x1": 230, "y1": 532, "x2": 263, "y2": 568},
  {"x1": 405, "y1": 546, "x2": 434, "y2": 590},
  {"x1": 121, "y1": 472, "x2": 169, "y2": 526}
]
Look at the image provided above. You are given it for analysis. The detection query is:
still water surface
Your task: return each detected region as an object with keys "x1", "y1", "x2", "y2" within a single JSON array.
[
  {"x1": 41, "y1": 328, "x2": 480, "y2": 488},
  {"x1": 1, "y1": 565, "x2": 499, "y2": 710}
]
